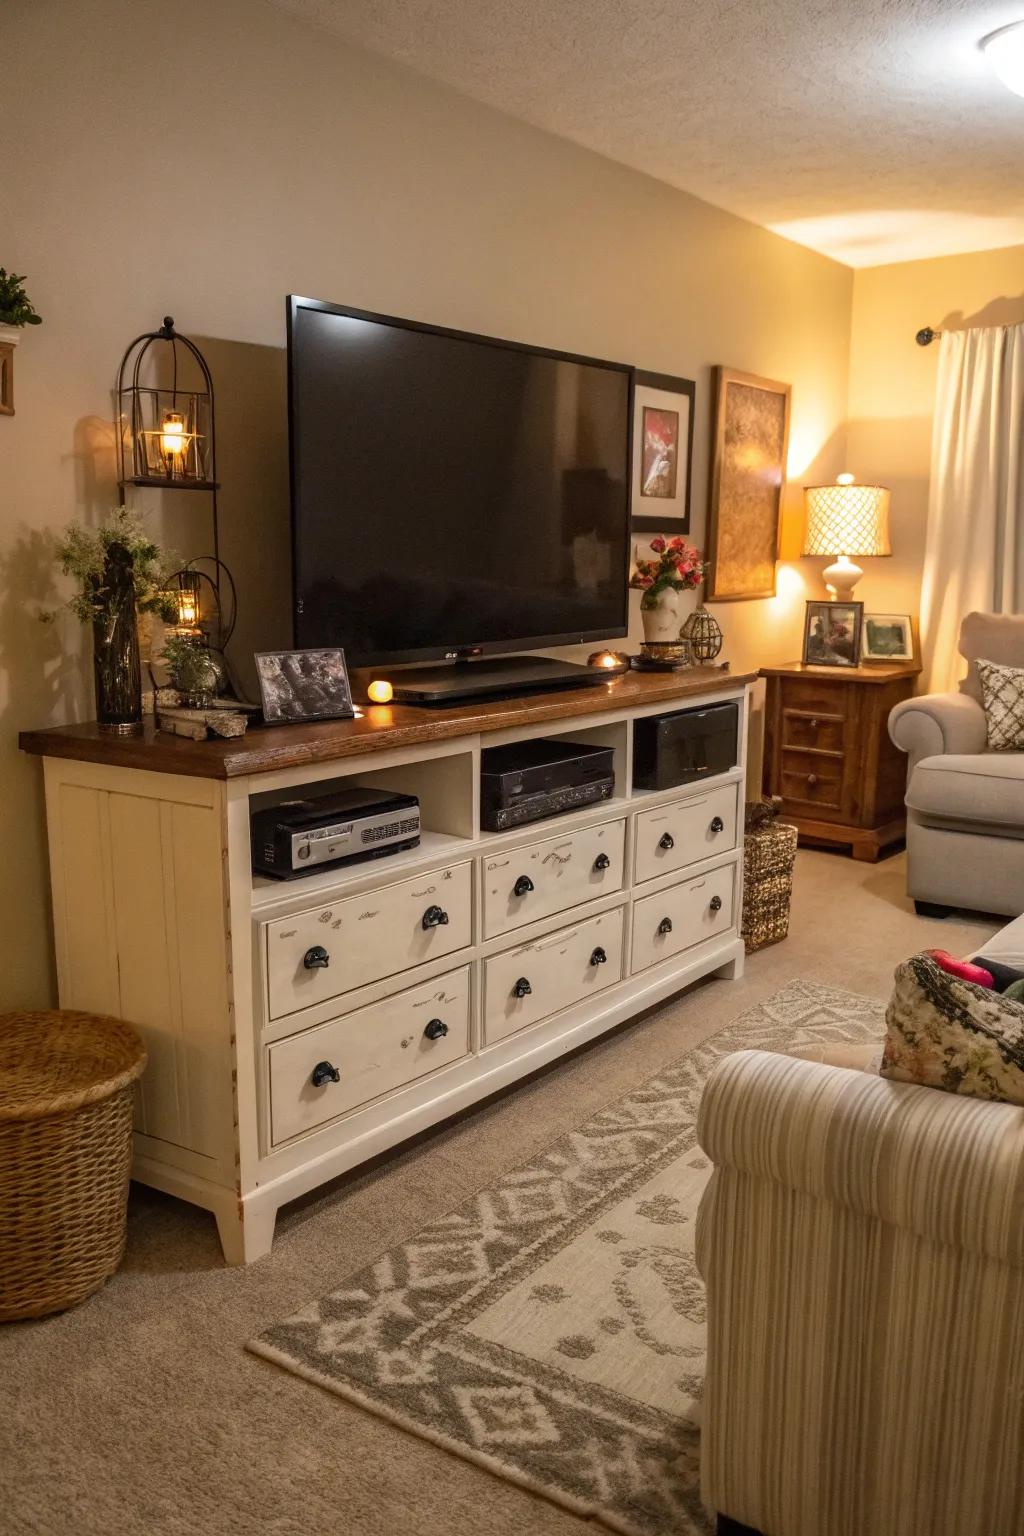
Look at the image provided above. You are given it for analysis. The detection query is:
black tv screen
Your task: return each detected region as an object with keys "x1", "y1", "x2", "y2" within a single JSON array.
[{"x1": 288, "y1": 298, "x2": 632, "y2": 666}]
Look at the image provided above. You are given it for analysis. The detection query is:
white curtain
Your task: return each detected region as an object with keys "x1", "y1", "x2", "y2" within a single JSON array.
[{"x1": 921, "y1": 324, "x2": 1024, "y2": 692}]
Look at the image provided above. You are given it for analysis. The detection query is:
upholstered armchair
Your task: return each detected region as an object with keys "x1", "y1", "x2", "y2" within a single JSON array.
[
  {"x1": 889, "y1": 611, "x2": 1024, "y2": 917},
  {"x1": 696, "y1": 1048, "x2": 1024, "y2": 1536}
]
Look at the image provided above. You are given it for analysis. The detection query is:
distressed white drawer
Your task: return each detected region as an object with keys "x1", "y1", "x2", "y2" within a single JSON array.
[
  {"x1": 483, "y1": 907, "x2": 625, "y2": 1047},
  {"x1": 268, "y1": 965, "x2": 471, "y2": 1145},
  {"x1": 633, "y1": 782, "x2": 739, "y2": 884},
  {"x1": 264, "y1": 862, "x2": 472, "y2": 1021},
  {"x1": 631, "y1": 862, "x2": 736, "y2": 975},
  {"x1": 482, "y1": 818, "x2": 626, "y2": 940}
]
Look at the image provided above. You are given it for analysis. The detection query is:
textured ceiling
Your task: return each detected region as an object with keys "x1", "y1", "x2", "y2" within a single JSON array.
[{"x1": 269, "y1": 0, "x2": 1024, "y2": 266}]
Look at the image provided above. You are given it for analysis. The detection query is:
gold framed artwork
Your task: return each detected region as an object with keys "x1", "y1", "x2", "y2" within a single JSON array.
[{"x1": 706, "y1": 366, "x2": 791, "y2": 600}]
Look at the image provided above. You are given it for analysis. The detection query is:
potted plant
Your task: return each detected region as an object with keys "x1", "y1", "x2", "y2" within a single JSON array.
[
  {"x1": 0, "y1": 269, "x2": 42, "y2": 342},
  {"x1": 55, "y1": 508, "x2": 176, "y2": 733},
  {"x1": 159, "y1": 632, "x2": 219, "y2": 709},
  {"x1": 629, "y1": 536, "x2": 706, "y2": 643}
]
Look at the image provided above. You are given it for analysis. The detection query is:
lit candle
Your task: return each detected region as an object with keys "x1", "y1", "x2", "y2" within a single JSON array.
[
  {"x1": 367, "y1": 679, "x2": 393, "y2": 704},
  {"x1": 159, "y1": 410, "x2": 187, "y2": 458},
  {"x1": 588, "y1": 649, "x2": 629, "y2": 673}
]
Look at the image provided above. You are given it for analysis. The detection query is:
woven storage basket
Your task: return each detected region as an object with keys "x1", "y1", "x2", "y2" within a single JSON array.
[
  {"x1": 742, "y1": 814, "x2": 798, "y2": 953},
  {"x1": 0, "y1": 1011, "x2": 146, "y2": 1321}
]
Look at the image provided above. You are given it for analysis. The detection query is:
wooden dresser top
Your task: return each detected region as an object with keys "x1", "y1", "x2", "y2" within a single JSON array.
[{"x1": 20, "y1": 666, "x2": 754, "y2": 781}]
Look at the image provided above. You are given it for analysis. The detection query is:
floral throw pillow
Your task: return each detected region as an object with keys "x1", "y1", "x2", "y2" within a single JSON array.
[
  {"x1": 976, "y1": 657, "x2": 1024, "y2": 751},
  {"x1": 883, "y1": 954, "x2": 1024, "y2": 1105}
]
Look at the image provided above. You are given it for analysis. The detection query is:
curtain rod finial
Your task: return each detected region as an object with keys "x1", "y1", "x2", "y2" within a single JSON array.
[{"x1": 916, "y1": 327, "x2": 938, "y2": 347}]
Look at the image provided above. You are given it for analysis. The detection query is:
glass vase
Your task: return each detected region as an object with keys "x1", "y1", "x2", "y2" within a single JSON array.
[{"x1": 92, "y1": 544, "x2": 142, "y2": 734}]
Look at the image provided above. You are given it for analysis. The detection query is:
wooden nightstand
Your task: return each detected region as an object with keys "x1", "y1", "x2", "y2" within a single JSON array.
[{"x1": 761, "y1": 661, "x2": 920, "y2": 861}]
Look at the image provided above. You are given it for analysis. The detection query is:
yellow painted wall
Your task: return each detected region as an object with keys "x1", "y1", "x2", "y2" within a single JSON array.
[
  {"x1": 847, "y1": 246, "x2": 1024, "y2": 627},
  {"x1": 6, "y1": 0, "x2": 856, "y2": 1008}
]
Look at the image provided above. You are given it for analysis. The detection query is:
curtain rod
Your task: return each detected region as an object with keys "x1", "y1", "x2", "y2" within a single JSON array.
[{"x1": 915, "y1": 327, "x2": 942, "y2": 346}]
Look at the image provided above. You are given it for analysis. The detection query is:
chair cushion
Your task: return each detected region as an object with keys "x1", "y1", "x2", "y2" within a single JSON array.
[
  {"x1": 907, "y1": 752, "x2": 1024, "y2": 833},
  {"x1": 884, "y1": 954, "x2": 1024, "y2": 1105},
  {"x1": 976, "y1": 910, "x2": 1024, "y2": 971},
  {"x1": 959, "y1": 611, "x2": 1024, "y2": 702},
  {"x1": 977, "y1": 658, "x2": 1024, "y2": 750}
]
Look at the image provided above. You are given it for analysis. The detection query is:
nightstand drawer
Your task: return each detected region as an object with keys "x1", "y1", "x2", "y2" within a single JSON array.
[
  {"x1": 268, "y1": 966, "x2": 471, "y2": 1145},
  {"x1": 482, "y1": 907, "x2": 625, "y2": 1047},
  {"x1": 782, "y1": 709, "x2": 845, "y2": 754},
  {"x1": 482, "y1": 818, "x2": 626, "y2": 939},
  {"x1": 264, "y1": 862, "x2": 473, "y2": 1021},
  {"x1": 633, "y1": 782, "x2": 739, "y2": 884},
  {"x1": 631, "y1": 863, "x2": 735, "y2": 974},
  {"x1": 780, "y1": 750, "x2": 845, "y2": 811}
]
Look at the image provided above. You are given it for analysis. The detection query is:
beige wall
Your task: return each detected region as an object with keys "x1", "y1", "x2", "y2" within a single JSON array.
[
  {"x1": 4, "y1": 0, "x2": 854, "y2": 1009},
  {"x1": 847, "y1": 245, "x2": 1024, "y2": 632}
]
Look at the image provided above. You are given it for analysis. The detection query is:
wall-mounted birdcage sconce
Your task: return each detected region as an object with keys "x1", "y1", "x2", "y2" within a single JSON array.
[{"x1": 115, "y1": 317, "x2": 218, "y2": 490}]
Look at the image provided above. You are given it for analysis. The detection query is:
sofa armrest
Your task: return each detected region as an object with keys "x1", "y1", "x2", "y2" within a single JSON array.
[
  {"x1": 888, "y1": 690, "x2": 987, "y2": 771},
  {"x1": 697, "y1": 1050, "x2": 1024, "y2": 1267}
]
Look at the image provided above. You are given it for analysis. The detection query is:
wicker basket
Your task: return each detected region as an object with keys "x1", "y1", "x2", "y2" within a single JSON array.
[
  {"x1": 0, "y1": 1011, "x2": 146, "y2": 1321},
  {"x1": 742, "y1": 812, "x2": 798, "y2": 953}
]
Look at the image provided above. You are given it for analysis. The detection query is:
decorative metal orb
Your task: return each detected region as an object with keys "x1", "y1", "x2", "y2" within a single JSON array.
[{"x1": 681, "y1": 606, "x2": 723, "y2": 663}]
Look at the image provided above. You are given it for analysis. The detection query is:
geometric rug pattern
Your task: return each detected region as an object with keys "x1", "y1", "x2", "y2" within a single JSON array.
[{"x1": 250, "y1": 979, "x2": 884, "y2": 1536}]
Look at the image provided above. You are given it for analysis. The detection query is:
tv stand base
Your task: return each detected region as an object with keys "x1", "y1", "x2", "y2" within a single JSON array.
[{"x1": 389, "y1": 655, "x2": 608, "y2": 706}]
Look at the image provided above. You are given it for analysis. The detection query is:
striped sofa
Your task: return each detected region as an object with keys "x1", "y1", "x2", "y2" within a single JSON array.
[{"x1": 696, "y1": 926, "x2": 1024, "y2": 1536}]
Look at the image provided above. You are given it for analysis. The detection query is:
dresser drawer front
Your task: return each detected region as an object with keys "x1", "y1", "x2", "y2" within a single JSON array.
[
  {"x1": 482, "y1": 818, "x2": 626, "y2": 939},
  {"x1": 781, "y1": 708, "x2": 845, "y2": 754},
  {"x1": 264, "y1": 862, "x2": 473, "y2": 1021},
  {"x1": 780, "y1": 750, "x2": 845, "y2": 814},
  {"x1": 483, "y1": 907, "x2": 625, "y2": 1047},
  {"x1": 631, "y1": 863, "x2": 736, "y2": 974},
  {"x1": 268, "y1": 966, "x2": 471, "y2": 1145},
  {"x1": 633, "y1": 782, "x2": 738, "y2": 884}
]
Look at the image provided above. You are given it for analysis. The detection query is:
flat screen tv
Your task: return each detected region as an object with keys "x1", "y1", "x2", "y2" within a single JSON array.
[{"x1": 288, "y1": 297, "x2": 632, "y2": 668}]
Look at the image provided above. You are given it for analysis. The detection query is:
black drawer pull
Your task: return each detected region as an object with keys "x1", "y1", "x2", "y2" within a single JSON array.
[
  {"x1": 710, "y1": 816, "x2": 725, "y2": 834},
  {"x1": 310, "y1": 1060, "x2": 340, "y2": 1087},
  {"x1": 303, "y1": 945, "x2": 329, "y2": 970},
  {"x1": 658, "y1": 917, "x2": 673, "y2": 936},
  {"x1": 423, "y1": 1018, "x2": 449, "y2": 1041},
  {"x1": 590, "y1": 946, "x2": 607, "y2": 966},
  {"x1": 512, "y1": 875, "x2": 535, "y2": 897},
  {"x1": 593, "y1": 852, "x2": 611, "y2": 872},
  {"x1": 710, "y1": 895, "x2": 723, "y2": 913},
  {"x1": 658, "y1": 832, "x2": 674, "y2": 851},
  {"x1": 422, "y1": 904, "x2": 449, "y2": 929},
  {"x1": 512, "y1": 976, "x2": 532, "y2": 999}
]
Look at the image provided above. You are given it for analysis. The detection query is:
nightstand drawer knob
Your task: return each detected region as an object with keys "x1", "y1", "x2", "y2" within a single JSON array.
[
  {"x1": 512, "y1": 976, "x2": 532, "y2": 999},
  {"x1": 658, "y1": 917, "x2": 673, "y2": 936},
  {"x1": 807, "y1": 773, "x2": 818, "y2": 786},
  {"x1": 512, "y1": 875, "x2": 535, "y2": 897},
  {"x1": 710, "y1": 816, "x2": 725, "y2": 834},
  {"x1": 658, "y1": 832, "x2": 675, "y2": 851},
  {"x1": 423, "y1": 1018, "x2": 448, "y2": 1041},
  {"x1": 310, "y1": 1060, "x2": 340, "y2": 1087},
  {"x1": 709, "y1": 895, "x2": 723, "y2": 912}
]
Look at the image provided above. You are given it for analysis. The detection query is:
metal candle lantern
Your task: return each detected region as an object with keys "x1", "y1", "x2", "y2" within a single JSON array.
[
  {"x1": 116, "y1": 317, "x2": 217, "y2": 493},
  {"x1": 681, "y1": 606, "x2": 724, "y2": 663}
]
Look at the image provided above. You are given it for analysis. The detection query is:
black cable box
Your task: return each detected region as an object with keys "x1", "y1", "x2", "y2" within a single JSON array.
[{"x1": 480, "y1": 738, "x2": 615, "y2": 831}]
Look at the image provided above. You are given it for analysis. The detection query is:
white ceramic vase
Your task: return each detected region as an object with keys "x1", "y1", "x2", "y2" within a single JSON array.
[{"x1": 640, "y1": 587, "x2": 681, "y2": 644}]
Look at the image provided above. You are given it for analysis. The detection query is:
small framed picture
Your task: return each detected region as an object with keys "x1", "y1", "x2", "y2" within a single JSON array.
[
  {"x1": 802, "y1": 601, "x2": 863, "y2": 668},
  {"x1": 862, "y1": 613, "x2": 915, "y2": 662},
  {"x1": 630, "y1": 370, "x2": 695, "y2": 534},
  {"x1": 255, "y1": 648, "x2": 355, "y2": 725}
]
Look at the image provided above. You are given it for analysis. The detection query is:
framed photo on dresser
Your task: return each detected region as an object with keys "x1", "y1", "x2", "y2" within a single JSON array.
[{"x1": 629, "y1": 370, "x2": 696, "y2": 534}]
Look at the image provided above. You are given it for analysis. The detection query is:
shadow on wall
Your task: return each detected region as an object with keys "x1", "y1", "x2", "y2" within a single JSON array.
[
  {"x1": 0, "y1": 527, "x2": 82, "y2": 745},
  {"x1": 938, "y1": 293, "x2": 1024, "y2": 333}
]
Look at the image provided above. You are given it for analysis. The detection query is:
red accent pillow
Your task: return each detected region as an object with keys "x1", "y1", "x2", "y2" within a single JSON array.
[{"x1": 925, "y1": 949, "x2": 995, "y2": 989}]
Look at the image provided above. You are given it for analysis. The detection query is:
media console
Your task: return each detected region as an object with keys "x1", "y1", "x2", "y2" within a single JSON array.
[{"x1": 21, "y1": 667, "x2": 753, "y2": 1264}]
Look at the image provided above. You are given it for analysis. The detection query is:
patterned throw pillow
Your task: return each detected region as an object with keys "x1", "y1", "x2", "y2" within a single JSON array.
[
  {"x1": 976, "y1": 656, "x2": 1024, "y2": 750},
  {"x1": 883, "y1": 953, "x2": 1024, "y2": 1105}
]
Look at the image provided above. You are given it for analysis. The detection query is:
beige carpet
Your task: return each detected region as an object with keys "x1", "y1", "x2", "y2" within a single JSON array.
[
  {"x1": 1, "y1": 851, "x2": 999, "y2": 1536},
  {"x1": 251, "y1": 980, "x2": 884, "y2": 1536}
]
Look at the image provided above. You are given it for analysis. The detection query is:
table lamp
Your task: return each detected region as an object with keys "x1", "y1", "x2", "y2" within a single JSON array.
[{"x1": 802, "y1": 473, "x2": 891, "y2": 597}]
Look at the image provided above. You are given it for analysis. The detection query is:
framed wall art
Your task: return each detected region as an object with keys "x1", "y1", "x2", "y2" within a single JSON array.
[
  {"x1": 802, "y1": 600, "x2": 863, "y2": 668},
  {"x1": 630, "y1": 370, "x2": 695, "y2": 534},
  {"x1": 706, "y1": 366, "x2": 792, "y2": 600},
  {"x1": 255, "y1": 647, "x2": 355, "y2": 725}
]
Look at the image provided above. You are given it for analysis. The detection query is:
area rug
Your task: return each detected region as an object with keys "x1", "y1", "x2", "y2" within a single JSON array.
[{"x1": 249, "y1": 979, "x2": 884, "y2": 1535}]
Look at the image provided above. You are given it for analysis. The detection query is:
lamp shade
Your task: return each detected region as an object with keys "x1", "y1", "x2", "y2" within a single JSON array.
[{"x1": 802, "y1": 474, "x2": 891, "y2": 558}]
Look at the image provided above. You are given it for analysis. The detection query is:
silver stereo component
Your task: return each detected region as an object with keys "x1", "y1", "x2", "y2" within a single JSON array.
[{"x1": 251, "y1": 787, "x2": 420, "y2": 879}]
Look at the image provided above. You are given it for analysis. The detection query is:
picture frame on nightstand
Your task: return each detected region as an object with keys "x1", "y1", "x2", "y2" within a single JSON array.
[
  {"x1": 801, "y1": 600, "x2": 863, "y2": 668},
  {"x1": 862, "y1": 613, "x2": 915, "y2": 662}
]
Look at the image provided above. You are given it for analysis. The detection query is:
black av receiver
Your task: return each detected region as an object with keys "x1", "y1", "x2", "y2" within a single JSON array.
[{"x1": 251, "y1": 786, "x2": 420, "y2": 879}]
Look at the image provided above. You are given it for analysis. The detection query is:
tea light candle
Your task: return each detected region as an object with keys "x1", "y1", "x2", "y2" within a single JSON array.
[
  {"x1": 366, "y1": 679, "x2": 394, "y2": 704},
  {"x1": 587, "y1": 650, "x2": 630, "y2": 674}
]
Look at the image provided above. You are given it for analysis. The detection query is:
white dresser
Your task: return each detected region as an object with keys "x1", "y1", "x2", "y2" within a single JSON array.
[{"x1": 22, "y1": 668, "x2": 752, "y2": 1262}]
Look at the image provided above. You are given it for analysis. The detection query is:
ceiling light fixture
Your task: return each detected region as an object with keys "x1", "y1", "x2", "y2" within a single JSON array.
[{"x1": 981, "y1": 21, "x2": 1024, "y2": 98}]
